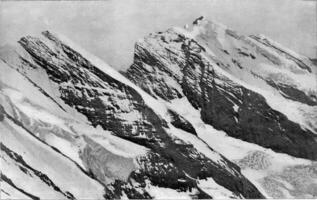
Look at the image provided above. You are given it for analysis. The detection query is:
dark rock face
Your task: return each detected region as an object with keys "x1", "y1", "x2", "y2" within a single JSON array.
[
  {"x1": 197, "y1": 80, "x2": 317, "y2": 160},
  {"x1": 265, "y1": 79, "x2": 317, "y2": 106},
  {"x1": 15, "y1": 31, "x2": 264, "y2": 198},
  {"x1": 311, "y1": 58, "x2": 317, "y2": 66},
  {"x1": 126, "y1": 25, "x2": 317, "y2": 161},
  {"x1": 168, "y1": 109, "x2": 197, "y2": 135},
  {"x1": 0, "y1": 105, "x2": 5, "y2": 121}
]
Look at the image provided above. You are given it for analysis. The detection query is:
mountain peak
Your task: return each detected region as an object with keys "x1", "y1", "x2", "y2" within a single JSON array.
[
  {"x1": 1, "y1": 16, "x2": 317, "y2": 199},
  {"x1": 0, "y1": 27, "x2": 266, "y2": 199},
  {"x1": 192, "y1": 16, "x2": 205, "y2": 25},
  {"x1": 126, "y1": 18, "x2": 317, "y2": 197},
  {"x1": 191, "y1": 16, "x2": 227, "y2": 32}
]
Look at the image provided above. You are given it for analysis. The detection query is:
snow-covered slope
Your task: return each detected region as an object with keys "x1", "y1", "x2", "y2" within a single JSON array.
[
  {"x1": 1, "y1": 16, "x2": 316, "y2": 199},
  {"x1": 0, "y1": 30, "x2": 264, "y2": 199},
  {"x1": 126, "y1": 17, "x2": 317, "y2": 198}
]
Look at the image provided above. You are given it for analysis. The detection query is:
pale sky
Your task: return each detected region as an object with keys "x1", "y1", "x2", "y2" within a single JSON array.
[{"x1": 0, "y1": 0, "x2": 316, "y2": 70}]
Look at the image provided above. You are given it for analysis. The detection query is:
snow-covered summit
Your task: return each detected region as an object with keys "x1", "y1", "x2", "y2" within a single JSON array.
[
  {"x1": 1, "y1": 28, "x2": 265, "y2": 199},
  {"x1": 126, "y1": 17, "x2": 317, "y2": 198},
  {"x1": 1, "y1": 17, "x2": 317, "y2": 199}
]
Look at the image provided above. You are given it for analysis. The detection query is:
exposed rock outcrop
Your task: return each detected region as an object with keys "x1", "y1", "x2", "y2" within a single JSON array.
[{"x1": 126, "y1": 18, "x2": 317, "y2": 161}]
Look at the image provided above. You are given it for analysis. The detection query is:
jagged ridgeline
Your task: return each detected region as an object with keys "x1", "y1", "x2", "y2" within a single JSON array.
[
  {"x1": 127, "y1": 17, "x2": 317, "y2": 160},
  {"x1": 1, "y1": 17, "x2": 316, "y2": 199}
]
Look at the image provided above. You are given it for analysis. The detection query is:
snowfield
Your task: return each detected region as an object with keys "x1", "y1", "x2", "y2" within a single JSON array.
[{"x1": 1, "y1": 17, "x2": 317, "y2": 199}]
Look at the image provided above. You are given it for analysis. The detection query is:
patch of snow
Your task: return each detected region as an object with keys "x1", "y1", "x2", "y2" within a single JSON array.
[
  {"x1": 252, "y1": 34, "x2": 312, "y2": 65},
  {"x1": 71, "y1": 124, "x2": 148, "y2": 158},
  {"x1": 145, "y1": 183, "x2": 191, "y2": 199},
  {"x1": 2, "y1": 88, "x2": 72, "y2": 133},
  {"x1": 44, "y1": 133, "x2": 84, "y2": 168},
  {"x1": 233, "y1": 104, "x2": 239, "y2": 112},
  {"x1": 258, "y1": 63, "x2": 317, "y2": 92},
  {"x1": 198, "y1": 178, "x2": 238, "y2": 198},
  {"x1": 120, "y1": 191, "x2": 129, "y2": 200},
  {"x1": 0, "y1": 61, "x2": 66, "y2": 116},
  {"x1": 165, "y1": 125, "x2": 226, "y2": 167},
  {"x1": 1, "y1": 118, "x2": 105, "y2": 199},
  {"x1": 1, "y1": 151, "x2": 66, "y2": 199},
  {"x1": 0, "y1": 181, "x2": 32, "y2": 199}
]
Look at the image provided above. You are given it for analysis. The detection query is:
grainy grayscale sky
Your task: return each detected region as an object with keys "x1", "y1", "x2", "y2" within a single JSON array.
[{"x1": 0, "y1": 0, "x2": 316, "y2": 70}]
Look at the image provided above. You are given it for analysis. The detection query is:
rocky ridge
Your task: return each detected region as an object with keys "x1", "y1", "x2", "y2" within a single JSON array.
[
  {"x1": 1, "y1": 28, "x2": 263, "y2": 198},
  {"x1": 1, "y1": 17, "x2": 316, "y2": 199}
]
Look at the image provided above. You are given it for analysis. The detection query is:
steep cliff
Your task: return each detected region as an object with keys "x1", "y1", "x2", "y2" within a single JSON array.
[
  {"x1": 125, "y1": 17, "x2": 317, "y2": 198},
  {"x1": 1, "y1": 29, "x2": 264, "y2": 199}
]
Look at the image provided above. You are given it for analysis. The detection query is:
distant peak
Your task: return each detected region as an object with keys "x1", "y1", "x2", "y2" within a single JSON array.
[
  {"x1": 41, "y1": 30, "x2": 58, "y2": 40},
  {"x1": 191, "y1": 16, "x2": 227, "y2": 31},
  {"x1": 41, "y1": 30, "x2": 51, "y2": 35},
  {"x1": 193, "y1": 16, "x2": 205, "y2": 25}
]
